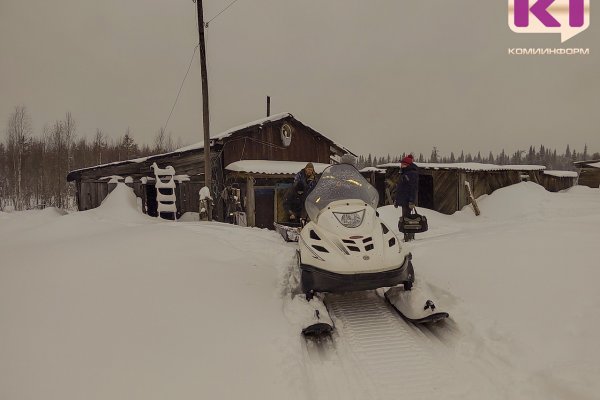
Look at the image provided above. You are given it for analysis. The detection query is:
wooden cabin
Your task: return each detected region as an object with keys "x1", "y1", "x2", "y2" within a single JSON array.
[
  {"x1": 574, "y1": 160, "x2": 600, "y2": 188},
  {"x1": 67, "y1": 113, "x2": 353, "y2": 227},
  {"x1": 377, "y1": 162, "x2": 546, "y2": 215}
]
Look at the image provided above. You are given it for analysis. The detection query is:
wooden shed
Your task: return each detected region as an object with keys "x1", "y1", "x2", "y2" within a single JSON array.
[
  {"x1": 377, "y1": 162, "x2": 546, "y2": 215},
  {"x1": 538, "y1": 170, "x2": 578, "y2": 192},
  {"x1": 359, "y1": 167, "x2": 387, "y2": 207},
  {"x1": 67, "y1": 113, "x2": 352, "y2": 226},
  {"x1": 574, "y1": 160, "x2": 600, "y2": 188}
]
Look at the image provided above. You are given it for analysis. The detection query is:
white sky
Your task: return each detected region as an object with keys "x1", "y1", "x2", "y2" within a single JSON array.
[{"x1": 1, "y1": 0, "x2": 598, "y2": 158}]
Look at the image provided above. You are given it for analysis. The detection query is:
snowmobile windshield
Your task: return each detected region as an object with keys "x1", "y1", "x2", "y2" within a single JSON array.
[{"x1": 305, "y1": 164, "x2": 379, "y2": 221}]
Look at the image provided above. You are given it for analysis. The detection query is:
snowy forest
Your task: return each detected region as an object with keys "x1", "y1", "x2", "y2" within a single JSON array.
[
  {"x1": 357, "y1": 146, "x2": 600, "y2": 170},
  {"x1": 0, "y1": 106, "x2": 180, "y2": 211},
  {"x1": 1, "y1": 105, "x2": 597, "y2": 211}
]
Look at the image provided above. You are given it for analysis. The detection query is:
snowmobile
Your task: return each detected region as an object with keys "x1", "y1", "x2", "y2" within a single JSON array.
[{"x1": 294, "y1": 163, "x2": 448, "y2": 336}]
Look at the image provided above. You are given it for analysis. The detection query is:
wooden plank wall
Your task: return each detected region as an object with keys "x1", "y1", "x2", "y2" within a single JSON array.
[
  {"x1": 469, "y1": 171, "x2": 521, "y2": 199},
  {"x1": 78, "y1": 181, "x2": 109, "y2": 210},
  {"x1": 432, "y1": 170, "x2": 458, "y2": 215},
  {"x1": 578, "y1": 168, "x2": 600, "y2": 188},
  {"x1": 222, "y1": 119, "x2": 331, "y2": 166},
  {"x1": 383, "y1": 168, "x2": 525, "y2": 215},
  {"x1": 361, "y1": 171, "x2": 386, "y2": 207},
  {"x1": 537, "y1": 175, "x2": 576, "y2": 192}
]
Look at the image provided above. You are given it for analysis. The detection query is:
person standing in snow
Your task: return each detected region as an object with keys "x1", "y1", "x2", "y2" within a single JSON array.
[
  {"x1": 394, "y1": 155, "x2": 419, "y2": 242},
  {"x1": 286, "y1": 162, "x2": 318, "y2": 221}
]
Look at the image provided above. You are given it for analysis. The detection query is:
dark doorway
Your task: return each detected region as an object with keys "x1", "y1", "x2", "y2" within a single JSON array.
[
  {"x1": 145, "y1": 184, "x2": 158, "y2": 217},
  {"x1": 418, "y1": 174, "x2": 434, "y2": 210},
  {"x1": 275, "y1": 183, "x2": 293, "y2": 224},
  {"x1": 254, "y1": 188, "x2": 275, "y2": 229}
]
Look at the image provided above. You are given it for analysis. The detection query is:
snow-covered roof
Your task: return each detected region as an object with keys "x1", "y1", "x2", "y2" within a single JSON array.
[
  {"x1": 360, "y1": 167, "x2": 386, "y2": 174},
  {"x1": 226, "y1": 160, "x2": 332, "y2": 175},
  {"x1": 573, "y1": 159, "x2": 600, "y2": 168},
  {"x1": 174, "y1": 113, "x2": 292, "y2": 153},
  {"x1": 543, "y1": 170, "x2": 578, "y2": 178},
  {"x1": 377, "y1": 162, "x2": 546, "y2": 172},
  {"x1": 68, "y1": 113, "x2": 352, "y2": 180}
]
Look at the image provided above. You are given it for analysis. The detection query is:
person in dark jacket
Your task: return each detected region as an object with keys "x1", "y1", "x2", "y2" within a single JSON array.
[
  {"x1": 285, "y1": 162, "x2": 318, "y2": 221},
  {"x1": 394, "y1": 155, "x2": 419, "y2": 241}
]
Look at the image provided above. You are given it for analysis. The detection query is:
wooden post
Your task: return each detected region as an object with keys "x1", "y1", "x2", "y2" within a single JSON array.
[
  {"x1": 246, "y1": 176, "x2": 255, "y2": 227},
  {"x1": 464, "y1": 181, "x2": 481, "y2": 216},
  {"x1": 195, "y1": 0, "x2": 211, "y2": 220},
  {"x1": 457, "y1": 171, "x2": 468, "y2": 210},
  {"x1": 385, "y1": 187, "x2": 393, "y2": 205}
]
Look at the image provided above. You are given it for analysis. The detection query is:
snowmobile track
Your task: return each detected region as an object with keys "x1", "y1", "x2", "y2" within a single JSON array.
[{"x1": 320, "y1": 291, "x2": 454, "y2": 400}]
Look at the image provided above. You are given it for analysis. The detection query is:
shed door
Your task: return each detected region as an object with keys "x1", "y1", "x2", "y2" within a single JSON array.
[
  {"x1": 254, "y1": 188, "x2": 275, "y2": 229},
  {"x1": 418, "y1": 175, "x2": 434, "y2": 210}
]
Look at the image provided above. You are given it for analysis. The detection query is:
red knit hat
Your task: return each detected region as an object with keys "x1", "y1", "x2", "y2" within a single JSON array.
[{"x1": 401, "y1": 154, "x2": 414, "y2": 165}]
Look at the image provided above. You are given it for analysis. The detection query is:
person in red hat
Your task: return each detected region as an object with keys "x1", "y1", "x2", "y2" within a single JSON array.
[{"x1": 394, "y1": 154, "x2": 419, "y2": 241}]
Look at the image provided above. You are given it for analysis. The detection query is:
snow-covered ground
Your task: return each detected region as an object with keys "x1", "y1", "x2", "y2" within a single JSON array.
[{"x1": 1, "y1": 182, "x2": 599, "y2": 400}]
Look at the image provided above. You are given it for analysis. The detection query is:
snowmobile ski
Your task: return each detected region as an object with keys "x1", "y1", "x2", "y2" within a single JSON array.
[
  {"x1": 302, "y1": 305, "x2": 334, "y2": 337},
  {"x1": 302, "y1": 320, "x2": 333, "y2": 337},
  {"x1": 288, "y1": 293, "x2": 334, "y2": 337},
  {"x1": 384, "y1": 285, "x2": 449, "y2": 324}
]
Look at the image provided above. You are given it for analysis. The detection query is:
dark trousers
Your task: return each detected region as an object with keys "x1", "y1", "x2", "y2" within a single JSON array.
[{"x1": 401, "y1": 205, "x2": 415, "y2": 242}]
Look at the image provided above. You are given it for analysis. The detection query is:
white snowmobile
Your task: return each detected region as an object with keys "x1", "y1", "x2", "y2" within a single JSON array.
[{"x1": 295, "y1": 163, "x2": 448, "y2": 336}]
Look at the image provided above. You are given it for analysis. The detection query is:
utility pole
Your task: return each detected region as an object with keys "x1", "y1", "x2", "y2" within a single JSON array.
[
  {"x1": 195, "y1": 0, "x2": 211, "y2": 220},
  {"x1": 266, "y1": 96, "x2": 271, "y2": 117}
]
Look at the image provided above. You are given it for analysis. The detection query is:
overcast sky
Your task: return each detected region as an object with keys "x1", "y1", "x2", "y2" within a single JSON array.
[{"x1": 1, "y1": 0, "x2": 598, "y2": 158}]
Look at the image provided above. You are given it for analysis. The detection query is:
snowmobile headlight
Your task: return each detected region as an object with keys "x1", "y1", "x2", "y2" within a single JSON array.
[{"x1": 333, "y1": 210, "x2": 365, "y2": 228}]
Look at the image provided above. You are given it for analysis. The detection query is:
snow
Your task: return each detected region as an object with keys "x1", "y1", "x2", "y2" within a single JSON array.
[
  {"x1": 587, "y1": 162, "x2": 600, "y2": 169},
  {"x1": 173, "y1": 174, "x2": 191, "y2": 182},
  {"x1": 2, "y1": 182, "x2": 600, "y2": 400},
  {"x1": 94, "y1": 183, "x2": 154, "y2": 223},
  {"x1": 543, "y1": 170, "x2": 578, "y2": 178},
  {"x1": 99, "y1": 175, "x2": 124, "y2": 181},
  {"x1": 378, "y1": 162, "x2": 546, "y2": 172},
  {"x1": 226, "y1": 160, "x2": 332, "y2": 175},
  {"x1": 151, "y1": 162, "x2": 175, "y2": 176},
  {"x1": 199, "y1": 186, "x2": 212, "y2": 200},
  {"x1": 359, "y1": 167, "x2": 386, "y2": 173}
]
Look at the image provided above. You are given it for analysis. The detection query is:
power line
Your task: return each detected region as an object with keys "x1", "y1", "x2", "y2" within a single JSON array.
[
  {"x1": 205, "y1": 0, "x2": 242, "y2": 27},
  {"x1": 163, "y1": 44, "x2": 199, "y2": 132}
]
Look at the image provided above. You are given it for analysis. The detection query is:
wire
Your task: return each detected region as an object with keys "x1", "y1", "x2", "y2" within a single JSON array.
[
  {"x1": 205, "y1": 0, "x2": 242, "y2": 27},
  {"x1": 163, "y1": 44, "x2": 199, "y2": 132}
]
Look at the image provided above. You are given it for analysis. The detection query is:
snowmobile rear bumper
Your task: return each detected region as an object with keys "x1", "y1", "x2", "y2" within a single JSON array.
[{"x1": 300, "y1": 254, "x2": 413, "y2": 293}]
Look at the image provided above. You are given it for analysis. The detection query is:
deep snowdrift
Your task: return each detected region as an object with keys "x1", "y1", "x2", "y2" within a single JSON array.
[{"x1": 1, "y1": 183, "x2": 599, "y2": 400}]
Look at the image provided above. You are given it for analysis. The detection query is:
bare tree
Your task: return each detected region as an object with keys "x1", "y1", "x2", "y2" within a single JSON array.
[
  {"x1": 153, "y1": 127, "x2": 175, "y2": 153},
  {"x1": 93, "y1": 129, "x2": 106, "y2": 164},
  {"x1": 6, "y1": 106, "x2": 32, "y2": 210}
]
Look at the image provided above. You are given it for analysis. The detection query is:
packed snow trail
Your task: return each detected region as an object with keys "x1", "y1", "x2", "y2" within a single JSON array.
[
  {"x1": 325, "y1": 291, "x2": 451, "y2": 400},
  {"x1": 300, "y1": 289, "x2": 517, "y2": 400}
]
